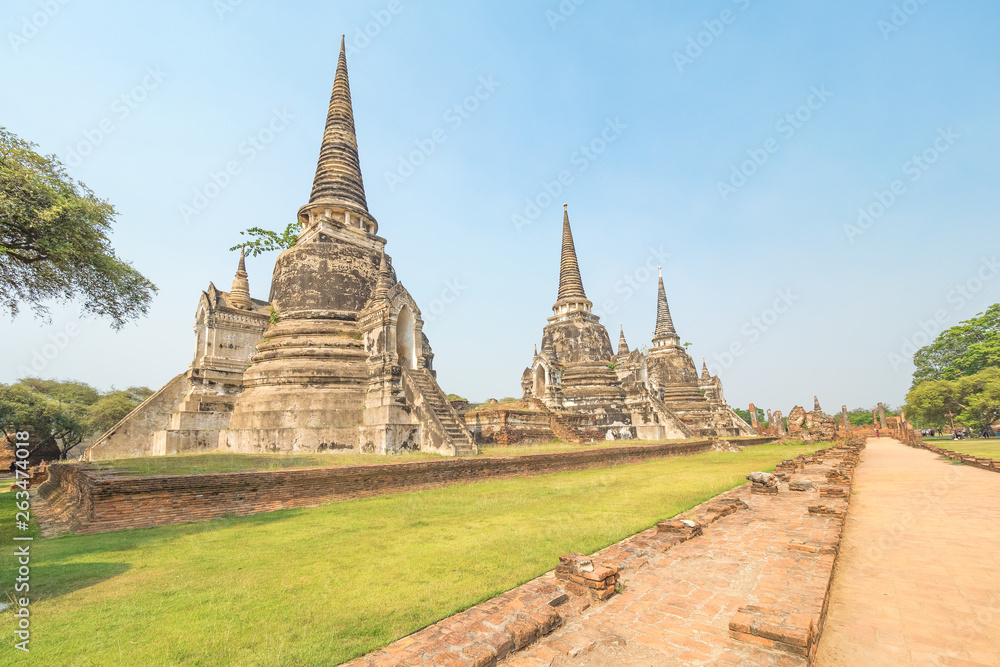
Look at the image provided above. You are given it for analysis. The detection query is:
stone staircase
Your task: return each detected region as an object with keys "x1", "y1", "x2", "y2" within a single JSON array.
[
  {"x1": 656, "y1": 385, "x2": 742, "y2": 437},
  {"x1": 645, "y1": 392, "x2": 696, "y2": 439},
  {"x1": 527, "y1": 399, "x2": 605, "y2": 444},
  {"x1": 406, "y1": 367, "x2": 477, "y2": 456}
]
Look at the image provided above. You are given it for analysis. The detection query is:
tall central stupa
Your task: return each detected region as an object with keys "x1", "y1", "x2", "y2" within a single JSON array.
[{"x1": 224, "y1": 37, "x2": 475, "y2": 456}]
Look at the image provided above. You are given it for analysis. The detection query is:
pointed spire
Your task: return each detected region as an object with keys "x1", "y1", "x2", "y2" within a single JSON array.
[
  {"x1": 652, "y1": 267, "x2": 679, "y2": 344},
  {"x1": 229, "y1": 246, "x2": 253, "y2": 310},
  {"x1": 557, "y1": 204, "x2": 587, "y2": 301},
  {"x1": 373, "y1": 248, "x2": 393, "y2": 299},
  {"x1": 308, "y1": 36, "x2": 369, "y2": 215},
  {"x1": 701, "y1": 359, "x2": 710, "y2": 379},
  {"x1": 618, "y1": 325, "x2": 629, "y2": 356},
  {"x1": 534, "y1": 344, "x2": 538, "y2": 357}
]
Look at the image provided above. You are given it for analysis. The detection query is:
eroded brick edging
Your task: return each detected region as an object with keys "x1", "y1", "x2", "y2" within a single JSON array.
[
  {"x1": 343, "y1": 438, "x2": 866, "y2": 667},
  {"x1": 343, "y1": 491, "x2": 753, "y2": 667},
  {"x1": 33, "y1": 438, "x2": 776, "y2": 537},
  {"x1": 726, "y1": 439, "x2": 864, "y2": 663},
  {"x1": 914, "y1": 442, "x2": 1000, "y2": 473}
]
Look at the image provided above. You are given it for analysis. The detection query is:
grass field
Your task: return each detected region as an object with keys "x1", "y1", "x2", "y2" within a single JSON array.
[
  {"x1": 96, "y1": 436, "x2": 775, "y2": 476},
  {"x1": 96, "y1": 450, "x2": 444, "y2": 476},
  {"x1": 929, "y1": 439, "x2": 1000, "y2": 459},
  {"x1": 97, "y1": 441, "x2": 688, "y2": 476},
  {"x1": 2, "y1": 442, "x2": 820, "y2": 666}
]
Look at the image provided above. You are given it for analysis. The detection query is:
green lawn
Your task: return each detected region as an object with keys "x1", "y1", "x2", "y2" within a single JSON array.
[
  {"x1": 98, "y1": 443, "x2": 689, "y2": 476},
  {"x1": 96, "y1": 451, "x2": 444, "y2": 476},
  {"x1": 2, "y1": 442, "x2": 820, "y2": 666},
  {"x1": 97, "y1": 436, "x2": 777, "y2": 476},
  {"x1": 930, "y1": 439, "x2": 1000, "y2": 459}
]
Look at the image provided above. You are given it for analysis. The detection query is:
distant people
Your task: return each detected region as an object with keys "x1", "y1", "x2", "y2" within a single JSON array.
[{"x1": 875, "y1": 428, "x2": 880, "y2": 438}]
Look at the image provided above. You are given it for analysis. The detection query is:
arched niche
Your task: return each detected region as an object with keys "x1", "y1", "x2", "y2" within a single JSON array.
[
  {"x1": 533, "y1": 364, "x2": 546, "y2": 396},
  {"x1": 193, "y1": 307, "x2": 208, "y2": 366},
  {"x1": 396, "y1": 305, "x2": 417, "y2": 369}
]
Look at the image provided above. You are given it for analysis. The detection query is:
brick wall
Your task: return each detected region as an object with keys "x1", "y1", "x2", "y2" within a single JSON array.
[
  {"x1": 915, "y1": 442, "x2": 1000, "y2": 473},
  {"x1": 734, "y1": 436, "x2": 781, "y2": 447},
  {"x1": 36, "y1": 439, "x2": 737, "y2": 536}
]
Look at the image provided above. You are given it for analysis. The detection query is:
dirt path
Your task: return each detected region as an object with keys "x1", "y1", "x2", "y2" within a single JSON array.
[{"x1": 815, "y1": 438, "x2": 1000, "y2": 666}]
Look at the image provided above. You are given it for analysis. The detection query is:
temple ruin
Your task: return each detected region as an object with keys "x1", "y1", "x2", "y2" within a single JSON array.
[
  {"x1": 85, "y1": 37, "x2": 475, "y2": 460},
  {"x1": 465, "y1": 205, "x2": 752, "y2": 444}
]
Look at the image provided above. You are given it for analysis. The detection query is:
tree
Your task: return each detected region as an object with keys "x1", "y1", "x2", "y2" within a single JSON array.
[
  {"x1": 903, "y1": 382, "x2": 960, "y2": 428},
  {"x1": 955, "y1": 368, "x2": 1000, "y2": 431},
  {"x1": 0, "y1": 379, "x2": 152, "y2": 459},
  {"x1": 230, "y1": 222, "x2": 299, "y2": 257},
  {"x1": 905, "y1": 368, "x2": 1000, "y2": 431},
  {"x1": 0, "y1": 128, "x2": 158, "y2": 329},
  {"x1": 845, "y1": 405, "x2": 898, "y2": 426},
  {"x1": 911, "y1": 304, "x2": 1000, "y2": 387},
  {"x1": 734, "y1": 406, "x2": 765, "y2": 426},
  {"x1": 85, "y1": 387, "x2": 153, "y2": 435},
  {"x1": 0, "y1": 382, "x2": 88, "y2": 460},
  {"x1": 21, "y1": 377, "x2": 99, "y2": 406}
]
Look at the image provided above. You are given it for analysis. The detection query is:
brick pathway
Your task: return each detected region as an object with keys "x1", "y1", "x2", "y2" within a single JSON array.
[
  {"x1": 493, "y1": 449, "x2": 857, "y2": 666},
  {"x1": 815, "y1": 438, "x2": 1000, "y2": 666},
  {"x1": 346, "y1": 444, "x2": 861, "y2": 666}
]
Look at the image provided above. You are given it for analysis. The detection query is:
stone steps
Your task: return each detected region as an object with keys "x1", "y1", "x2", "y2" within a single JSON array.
[{"x1": 408, "y1": 368, "x2": 476, "y2": 455}]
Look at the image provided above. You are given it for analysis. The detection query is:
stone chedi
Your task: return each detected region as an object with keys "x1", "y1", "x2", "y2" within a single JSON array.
[
  {"x1": 517, "y1": 206, "x2": 752, "y2": 440},
  {"x1": 521, "y1": 205, "x2": 629, "y2": 428},
  {"x1": 86, "y1": 37, "x2": 475, "y2": 460}
]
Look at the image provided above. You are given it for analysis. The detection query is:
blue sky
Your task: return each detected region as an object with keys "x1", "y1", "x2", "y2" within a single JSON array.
[{"x1": 2, "y1": 0, "x2": 999, "y2": 414}]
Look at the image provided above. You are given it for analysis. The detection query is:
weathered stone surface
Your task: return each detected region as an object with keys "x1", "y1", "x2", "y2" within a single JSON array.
[
  {"x1": 712, "y1": 439, "x2": 743, "y2": 452},
  {"x1": 786, "y1": 403, "x2": 837, "y2": 442},
  {"x1": 519, "y1": 209, "x2": 752, "y2": 443},
  {"x1": 87, "y1": 37, "x2": 474, "y2": 461},
  {"x1": 746, "y1": 471, "x2": 778, "y2": 487},
  {"x1": 788, "y1": 479, "x2": 817, "y2": 492},
  {"x1": 555, "y1": 553, "x2": 619, "y2": 601}
]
